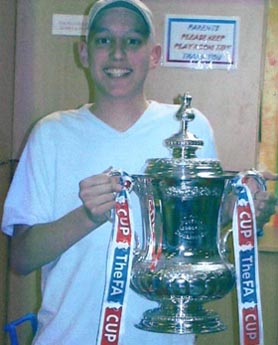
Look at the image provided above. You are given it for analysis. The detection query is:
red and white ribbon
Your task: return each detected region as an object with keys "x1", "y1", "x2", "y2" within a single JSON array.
[
  {"x1": 97, "y1": 173, "x2": 134, "y2": 345},
  {"x1": 232, "y1": 175, "x2": 264, "y2": 345}
]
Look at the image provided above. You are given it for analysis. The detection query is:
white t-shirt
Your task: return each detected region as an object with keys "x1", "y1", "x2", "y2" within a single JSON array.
[{"x1": 2, "y1": 101, "x2": 217, "y2": 344}]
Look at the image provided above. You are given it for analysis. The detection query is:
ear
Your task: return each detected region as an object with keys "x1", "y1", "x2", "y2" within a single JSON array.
[
  {"x1": 78, "y1": 41, "x2": 89, "y2": 68},
  {"x1": 149, "y1": 44, "x2": 162, "y2": 69}
]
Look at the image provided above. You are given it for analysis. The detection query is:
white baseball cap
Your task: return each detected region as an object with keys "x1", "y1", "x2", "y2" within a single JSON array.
[{"x1": 86, "y1": 0, "x2": 155, "y2": 41}]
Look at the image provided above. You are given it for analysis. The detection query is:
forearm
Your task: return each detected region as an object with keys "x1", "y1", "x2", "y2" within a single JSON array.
[
  {"x1": 11, "y1": 206, "x2": 102, "y2": 275},
  {"x1": 10, "y1": 170, "x2": 121, "y2": 275}
]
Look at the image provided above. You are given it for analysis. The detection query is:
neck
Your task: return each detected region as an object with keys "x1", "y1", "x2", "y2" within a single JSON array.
[{"x1": 89, "y1": 95, "x2": 149, "y2": 131}]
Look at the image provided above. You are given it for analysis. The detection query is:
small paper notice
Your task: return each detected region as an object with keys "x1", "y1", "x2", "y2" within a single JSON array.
[{"x1": 52, "y1": 14, "x2": 88, "y2": 36}]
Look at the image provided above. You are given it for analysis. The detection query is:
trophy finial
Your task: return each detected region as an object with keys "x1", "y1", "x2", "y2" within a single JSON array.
[
  {"x1": 176, "y1": 92, "x2": 194, "y2": 123},
  {"x1": 165, "y1": 93, "x2": 203, "y2": 159}
]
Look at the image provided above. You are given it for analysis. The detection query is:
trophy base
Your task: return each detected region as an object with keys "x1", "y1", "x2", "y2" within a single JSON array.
[{"x1": 136, "y1": 302, "x2": 226, "y2": 334}]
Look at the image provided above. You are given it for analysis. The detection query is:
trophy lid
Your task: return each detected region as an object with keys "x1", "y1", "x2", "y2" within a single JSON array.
[{"x1": 144, "y1": 93, "x2": 224, "y2": 179}]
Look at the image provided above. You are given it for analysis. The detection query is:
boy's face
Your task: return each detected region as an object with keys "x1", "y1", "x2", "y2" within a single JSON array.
[{"x1": 84, "y1": 6, "x2": 161, "y2": 100}]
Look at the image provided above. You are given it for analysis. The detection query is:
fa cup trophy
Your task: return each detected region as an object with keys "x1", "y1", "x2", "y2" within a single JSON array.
[{"x1": 130, "y1": 94, "x2": 264, "y2": 335}]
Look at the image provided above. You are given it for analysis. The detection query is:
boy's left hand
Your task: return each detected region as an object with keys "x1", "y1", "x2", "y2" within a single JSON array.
[{"x1": 247, "y1": 171, "x2": 278, "y2": 233}]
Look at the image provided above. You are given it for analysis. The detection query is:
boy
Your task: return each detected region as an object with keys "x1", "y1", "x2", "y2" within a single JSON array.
[{"x1": 2, "y1": 1, "x2": 219, "y2": 344}]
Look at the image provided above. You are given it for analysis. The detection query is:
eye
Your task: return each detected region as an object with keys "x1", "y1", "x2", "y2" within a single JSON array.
[
  {"x1": 94, "y1": 37, "x2": 112, "y2": 46},
  {"x1": 126, "y1": 37, "x2": 146, "y2": 50},
  {"x1": 126, "y1": 37, "x2": 143, "y2": 47}
]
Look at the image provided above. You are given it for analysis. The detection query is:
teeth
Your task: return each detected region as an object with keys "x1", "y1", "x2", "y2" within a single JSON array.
[{"x1": 104, "y1": 68, "x2": 130, "y2": 77}]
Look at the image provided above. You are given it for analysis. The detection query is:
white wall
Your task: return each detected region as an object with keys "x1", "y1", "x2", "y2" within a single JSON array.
[
  {"x1": 144, "y1": 0, "x2": 266, "y2": 171},
  {"x1": 0, "y1": 1, "x2": 16, "y2": 343}
]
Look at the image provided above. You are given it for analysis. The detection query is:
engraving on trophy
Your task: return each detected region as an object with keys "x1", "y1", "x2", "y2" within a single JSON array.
[
  {"x1": 165, "y1": 184, "x2": 223, "y2": 200},
  {"x1": 176, "y1": 215, "x2": 205, "y2": 242}
]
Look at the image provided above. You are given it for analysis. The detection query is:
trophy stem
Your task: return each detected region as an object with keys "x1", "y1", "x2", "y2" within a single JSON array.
[{"x1": 136, "y1": 297, "x2": 226, "y2": 334}]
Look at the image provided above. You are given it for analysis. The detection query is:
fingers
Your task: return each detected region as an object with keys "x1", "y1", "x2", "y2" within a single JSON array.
[
  {"x1": 251, "y1": 172, "x2": 278, "y2": 229},
  {"x1": 79, "y1": 171, "x2": 122, "y2": 223},
  {"x1": 253, "y1": 192, "x2": 277, "y2": 229},
  {"x1": 253, "y1": 190, "x2": 277, "y2": 204},
  {"x1": 253, "y1": 191, "x2": 269, "y2": 201}
]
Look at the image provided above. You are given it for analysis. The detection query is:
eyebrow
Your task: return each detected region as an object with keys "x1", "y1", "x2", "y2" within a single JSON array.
[{"x1": 91, "y1": 27, "x2": 149, "y2": 37}]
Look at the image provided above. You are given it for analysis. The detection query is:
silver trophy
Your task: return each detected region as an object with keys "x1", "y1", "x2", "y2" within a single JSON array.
[{"x1": 131, "y1": 94, "x2": 265, "y2": 334}]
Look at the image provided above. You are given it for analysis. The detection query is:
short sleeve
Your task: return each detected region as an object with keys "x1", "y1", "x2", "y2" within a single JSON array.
[{"x1": 2, "y1": 121, "x2": 56, "y2": 236}]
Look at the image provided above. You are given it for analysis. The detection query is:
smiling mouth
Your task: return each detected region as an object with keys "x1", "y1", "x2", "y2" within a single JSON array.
[{"x1": 104, "y1": 68, "x2": 132, "y2": 78}]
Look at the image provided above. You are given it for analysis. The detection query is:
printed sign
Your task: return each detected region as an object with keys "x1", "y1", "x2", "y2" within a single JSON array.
[
  {"x1": 163, "y1": 15, "x2": 239, "y2": 70},
  {"x1": 52, "y1": 14, "x2": 88, "y2": 36}
]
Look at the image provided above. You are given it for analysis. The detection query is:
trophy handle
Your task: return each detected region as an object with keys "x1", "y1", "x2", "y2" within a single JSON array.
[
  {"x1": 233, "y1": 169, "x2": 267, "y2": 236},
  {"x1": 218, "y1": 169, "x2": 267, "y2": 258},
  {"x1": 238, "y1": 169, "x2": 267, "y2": 192},
  {"x1": 219, "y1": 227, "x2": 233, "y2": 259}
]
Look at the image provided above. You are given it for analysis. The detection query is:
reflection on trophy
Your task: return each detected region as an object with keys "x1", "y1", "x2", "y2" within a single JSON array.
[{"x1": 131, "y1": 94, "x2": 263, "y2": 335}]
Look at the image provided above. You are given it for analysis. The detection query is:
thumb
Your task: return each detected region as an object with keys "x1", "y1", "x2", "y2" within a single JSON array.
[{"x1": 261, "y1": 171, "x2": 278, "y2": 181}]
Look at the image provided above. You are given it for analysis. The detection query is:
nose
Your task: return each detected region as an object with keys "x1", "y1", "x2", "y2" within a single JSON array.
[{"x1": 110, "y1": 39, "x2": 126, "y2": 60}]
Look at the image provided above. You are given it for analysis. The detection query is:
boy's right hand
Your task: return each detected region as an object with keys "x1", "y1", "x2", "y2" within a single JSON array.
[{"x1": 79, "y1": 168, "x2": 122, "y2": 225}]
